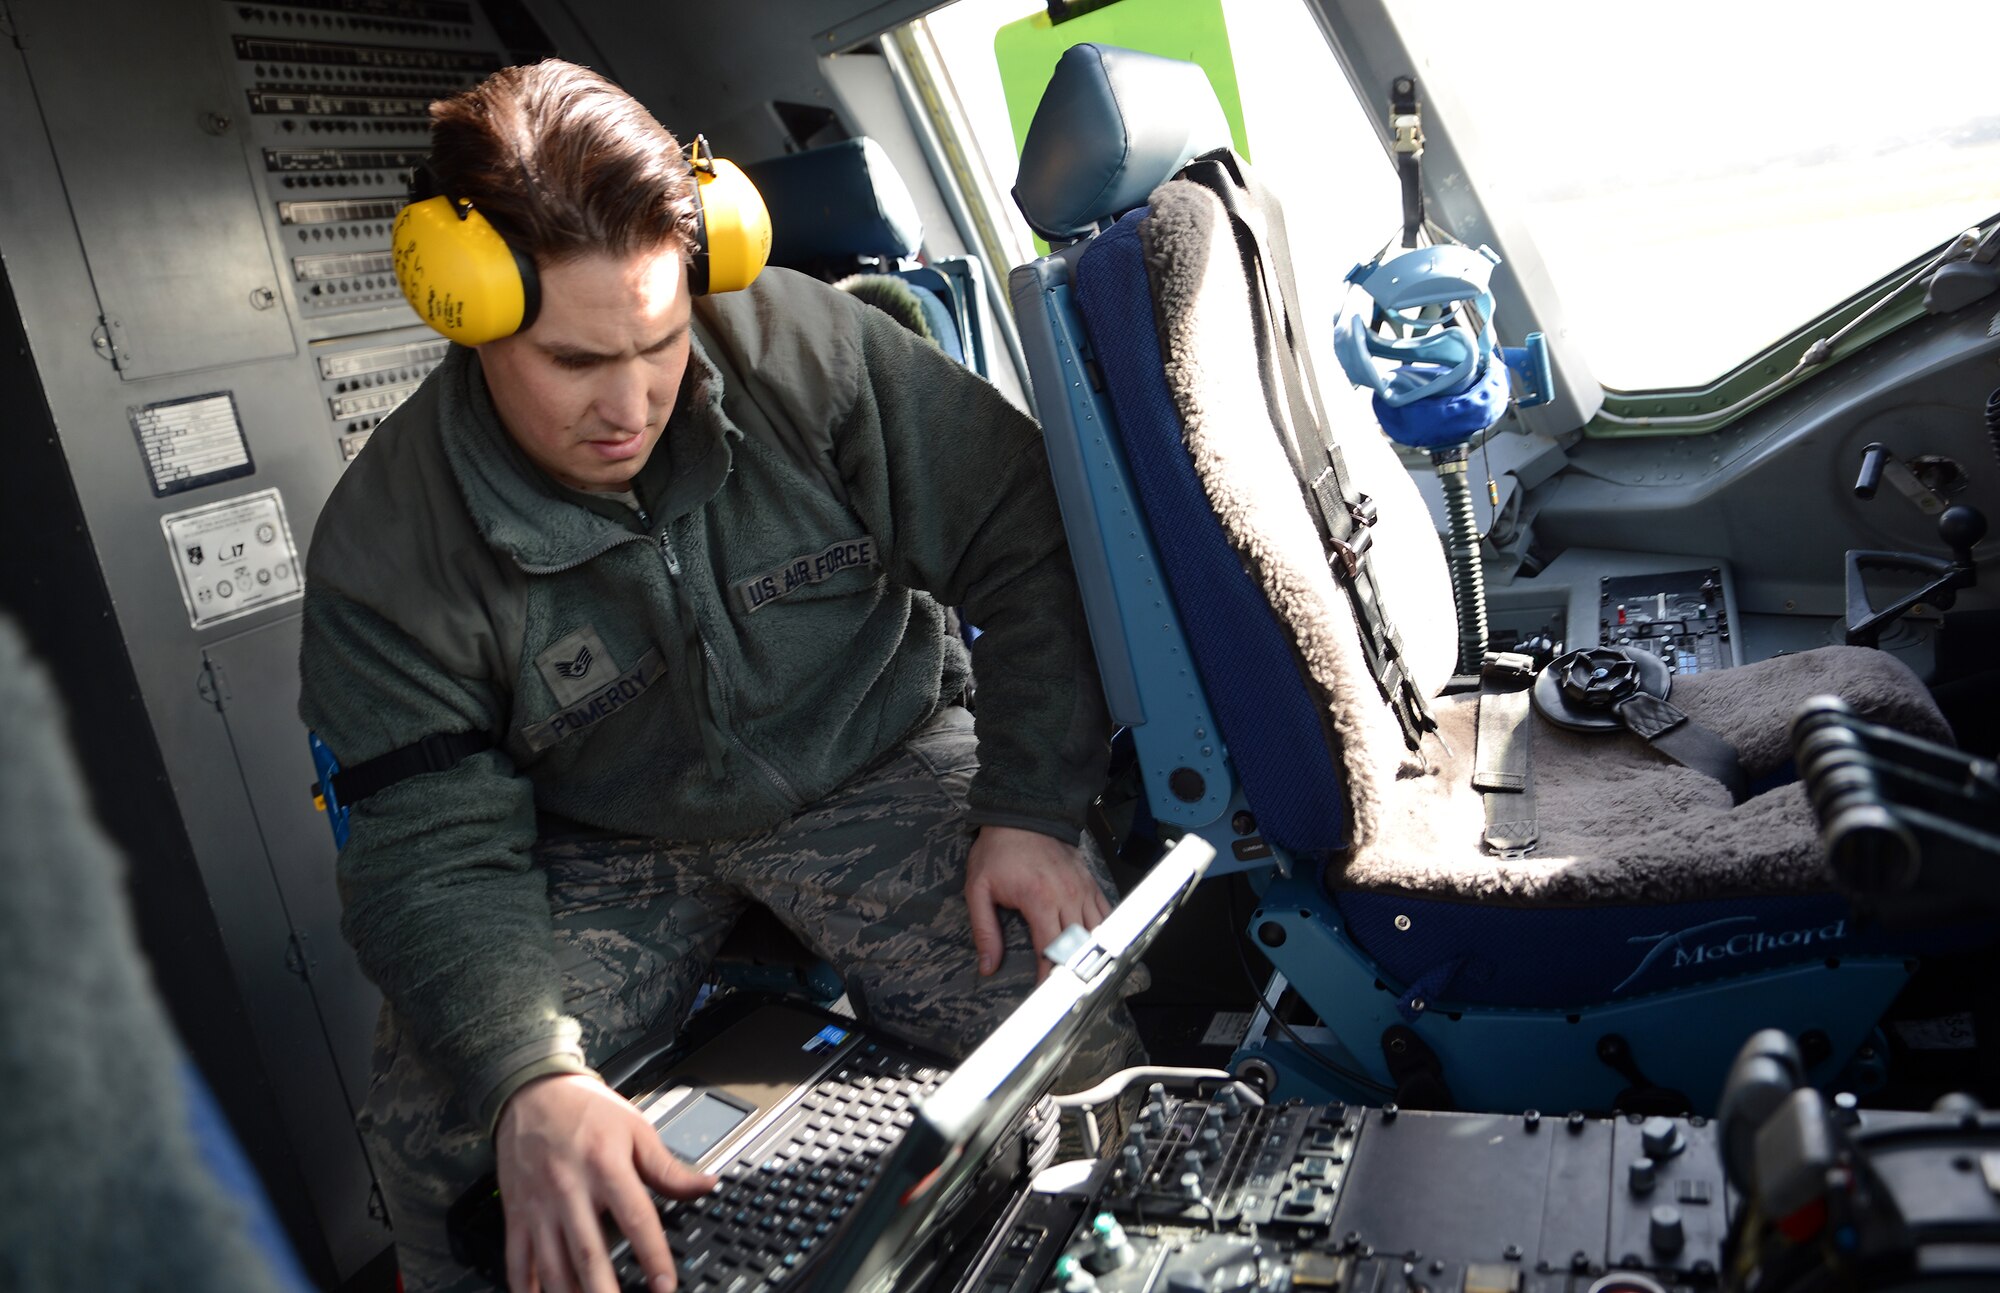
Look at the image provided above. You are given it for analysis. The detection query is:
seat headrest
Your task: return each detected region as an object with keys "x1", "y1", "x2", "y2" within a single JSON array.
[
  {"x1": 742, "y1": 137, "x2": 923, "y2": 267},
  {"x1": 1013, "y1": 43, "x2": 1232, "y2": 242}
]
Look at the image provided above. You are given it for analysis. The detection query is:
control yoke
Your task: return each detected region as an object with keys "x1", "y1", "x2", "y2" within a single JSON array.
[{"x1": 1792, "y1": 694, "x2": 2000, "y2": 921}]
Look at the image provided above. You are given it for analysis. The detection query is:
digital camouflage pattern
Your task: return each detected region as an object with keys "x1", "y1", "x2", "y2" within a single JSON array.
[{"x1": 360, "y1": 707, "x2": 1145, "y2": 1292}]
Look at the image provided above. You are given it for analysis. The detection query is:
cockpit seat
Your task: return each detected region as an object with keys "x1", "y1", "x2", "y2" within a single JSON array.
[
  {"x1": 744, "y1": 137, "x2": 992, "y2": 375},
  {"x1": 1008, "y1": 43, "x2": 1988, "y2": 1114}
]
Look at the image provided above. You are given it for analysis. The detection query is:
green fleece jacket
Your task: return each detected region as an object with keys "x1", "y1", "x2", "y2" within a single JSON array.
[{"x1": 298, "y1": 268, "x2": 1107, "y2": 1128}]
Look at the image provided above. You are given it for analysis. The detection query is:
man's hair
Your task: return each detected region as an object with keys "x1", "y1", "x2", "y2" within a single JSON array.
[{"x1": 427, "y1": 59, "x2": 701, "y2": 265}]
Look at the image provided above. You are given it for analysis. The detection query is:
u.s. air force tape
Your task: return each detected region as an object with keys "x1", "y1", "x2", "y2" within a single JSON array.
[{"x1": 735, "y1": 537, "x2": 877, "y2": 614}]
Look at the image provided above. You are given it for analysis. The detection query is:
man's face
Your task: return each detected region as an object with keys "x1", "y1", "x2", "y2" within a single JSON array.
[{"x1": 477, "y1": 245, "x2": 691, "y2": 494}]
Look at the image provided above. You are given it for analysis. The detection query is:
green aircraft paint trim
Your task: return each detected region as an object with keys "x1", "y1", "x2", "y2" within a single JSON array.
[
  {"x1": 1588, "y1": 288, "x2": 1930, "y2": 440},
  {"x1": 993, "y1": 0, "x2": 1250, "y2": 255},
  {"x1": 1587, "y1": 218, "x2": 1996, "y2": 439}
]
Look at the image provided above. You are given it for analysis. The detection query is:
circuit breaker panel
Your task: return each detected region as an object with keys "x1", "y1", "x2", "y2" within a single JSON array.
[
  {"x1": 228, "y1": 3, "x2": 484, "y2": 457},
  {"x1": 0, "y1": 0, "x2": 549, "y2": 1282}
]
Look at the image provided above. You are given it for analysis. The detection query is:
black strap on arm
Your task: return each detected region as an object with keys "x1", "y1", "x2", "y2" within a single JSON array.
[
  {"x1": 327, "y1": 730, "x2": 495, "y2": 808},
  {"x1": 1390, "y1": 77, "x2": 1425, "y2": 249},
  {"x1": 1176, "y1": 152, "x2": 1438, "y2": 750}
]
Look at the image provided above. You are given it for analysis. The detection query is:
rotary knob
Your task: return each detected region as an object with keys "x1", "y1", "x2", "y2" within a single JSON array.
[
  {"x1": 1650, "y1": 1205, "x2": 1686, "y2": 1256},
  {"x1": 1054, "y1": 1256, "x2": 1097, "y2": 1292},
  {"x1": 1082, "y1": 1213, "x2": 1134, "y2": 1274},
  {"x1": 1641, "y1": 1116, "x2": 1685, "y2": 1159}
]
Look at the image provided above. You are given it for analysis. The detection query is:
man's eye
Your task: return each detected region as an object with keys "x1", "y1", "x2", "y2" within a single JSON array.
[{"x1": 553, "y1": 355, "x2": 598, "y2": 371}]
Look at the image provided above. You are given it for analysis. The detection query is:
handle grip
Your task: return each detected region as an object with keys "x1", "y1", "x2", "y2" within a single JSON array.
[{"x1": 1853, "y1": 442, "x2": 1889, "y2": 500}]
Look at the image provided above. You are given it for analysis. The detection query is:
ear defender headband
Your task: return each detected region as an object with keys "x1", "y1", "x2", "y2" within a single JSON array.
[{"x1": 391, "y1": 134, "x2": 773, "y2": 346}]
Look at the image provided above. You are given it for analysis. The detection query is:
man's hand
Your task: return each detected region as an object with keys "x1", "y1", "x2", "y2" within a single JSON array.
[
  {"x1": 964, "y1": 825, "x2": 1113, "y2": 982},
  {"x1": 496, "y1": 1073, "x2": 717, "y2": 1293}
]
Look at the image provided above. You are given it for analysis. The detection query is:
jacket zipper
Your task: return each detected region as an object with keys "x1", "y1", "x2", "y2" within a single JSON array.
[{"x1": 657, "y1": 525, "x2": 805, "y2": 809}]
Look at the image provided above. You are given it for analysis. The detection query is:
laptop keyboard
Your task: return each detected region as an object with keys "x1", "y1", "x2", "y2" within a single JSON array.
[{"x1": 617, "y1": 1044, "x2": 947, "y2": 1292}]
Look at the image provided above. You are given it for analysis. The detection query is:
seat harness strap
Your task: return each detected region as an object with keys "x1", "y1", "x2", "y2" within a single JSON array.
[
  {"x1": 1473, "y1": 650, "x2": 1538, "y2": 856},
  {"x1": 1176, "y1": 152, "x2": 1437, "y2": 750},
  {"x1": 1531, "y1": 647, "x2": 1748, "y2": 802},
  {"x1": 1616, "y1": 691, "x2": 1749, "y2": 801},
  {"x1": 1390, "y1": 76, "x2": 1425, "y2": 249}
]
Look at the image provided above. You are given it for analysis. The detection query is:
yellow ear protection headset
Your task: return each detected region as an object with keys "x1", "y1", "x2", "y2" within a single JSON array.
[{"x1": 391, "y1": 134, "x2": 773, "y2": 346}]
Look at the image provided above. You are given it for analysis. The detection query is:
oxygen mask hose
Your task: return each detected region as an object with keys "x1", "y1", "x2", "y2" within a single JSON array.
[{"x1": 1432, "y1": 445, "x2": 1488, "y2": 673}]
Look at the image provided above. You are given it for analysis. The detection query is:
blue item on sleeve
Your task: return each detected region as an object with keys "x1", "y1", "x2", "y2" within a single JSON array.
[{"x1": 307, "y1": 730, "x2": 349, "y2": 850}]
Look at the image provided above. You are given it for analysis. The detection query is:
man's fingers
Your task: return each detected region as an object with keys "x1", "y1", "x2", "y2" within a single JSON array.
[
  {"x1": 560, "y1": 1193, "x2": 622, "y2": 1293},
  {"x1": 1026, "y1": 906, "x2": 1064, "y2": 984},
  {"x1": 506, "y1": 1213, "x2": 538, "y2": 1293},
  {"x1": 1089, "y1": 888, "x2": 1112, "y2": 928},
  {"x1": 604, "y1": 1174, "x2": 677, "y2": 1293},
  {"x1": 965, "y1": 879, "x2": 1004, "y2": 976},
  {"x1": 534, "y1": 1222, "x2": 573, "y2": 1293},
  {"x1": 635, "y1": 1132, "x2": 720, "y2": 1202},
  {"x1": 626, "y1": 1133, "x2": 720, "y2": 1290}
]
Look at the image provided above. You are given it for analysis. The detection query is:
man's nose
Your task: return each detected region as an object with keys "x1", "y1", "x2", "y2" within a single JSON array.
[{"x1": 595, "y1": 362, "x2": 651, "y2": 432}]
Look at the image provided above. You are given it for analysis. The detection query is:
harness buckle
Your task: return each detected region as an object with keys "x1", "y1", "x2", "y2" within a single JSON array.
[
  {"x1": 1329, "y1": 527, "x2": 1374, "y2": 579},
  {"x1": 1391, "y1": 112, "x2": 1425, "y2": 158},
  {"x1": 1480, "y1": 650, "x2": 1538, "y2": 687}
]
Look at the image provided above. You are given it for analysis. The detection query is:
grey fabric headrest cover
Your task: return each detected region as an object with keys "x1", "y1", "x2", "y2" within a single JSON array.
[{"x1": 1013, "y1": 43, "x2": 1232, "y2": 240}]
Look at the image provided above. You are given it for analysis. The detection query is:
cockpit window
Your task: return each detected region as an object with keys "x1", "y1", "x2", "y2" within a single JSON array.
[{"x1": 1382, "y1": 0, "x2": 2000, "y2": 394}]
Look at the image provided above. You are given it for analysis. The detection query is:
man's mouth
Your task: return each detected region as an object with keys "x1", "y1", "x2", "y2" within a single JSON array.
[{"x1": 584, "y1": 430, "x2": 645, "y2": 461}]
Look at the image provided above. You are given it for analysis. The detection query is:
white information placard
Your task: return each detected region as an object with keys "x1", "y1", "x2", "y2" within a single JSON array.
[
  {"x1": 161, "y1": 487, "x2": 303, "y2": 630},
  {"x1": 129, "y1": 391, "x2": 254, "y2": 497}
]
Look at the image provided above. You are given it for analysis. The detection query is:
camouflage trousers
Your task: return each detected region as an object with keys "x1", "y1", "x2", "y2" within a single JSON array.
[{"x1": 358, "y1": 706, "x2": 1145, "y2": 1292}]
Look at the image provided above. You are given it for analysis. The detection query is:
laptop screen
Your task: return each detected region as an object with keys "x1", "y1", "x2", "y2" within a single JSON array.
[{"x1": 802, "y1": 835, "x2": 1217, "y2": 1293}]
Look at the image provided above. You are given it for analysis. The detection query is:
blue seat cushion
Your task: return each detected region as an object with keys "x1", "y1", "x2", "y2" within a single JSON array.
[{"x1": 1075, "y1": 210, "x2": 1348, "y2": 854}]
